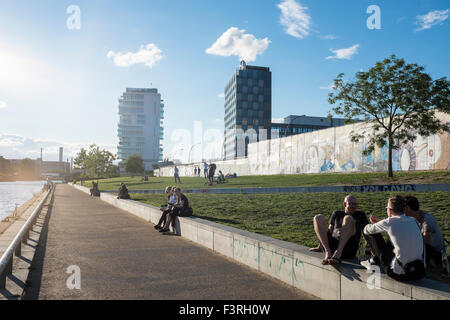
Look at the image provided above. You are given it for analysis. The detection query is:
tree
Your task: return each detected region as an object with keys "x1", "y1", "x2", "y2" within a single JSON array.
[
  {"x1": 124, "y1": 154, "x2": 145, "y2": 176},
  {"x1": 328, "y1": 55, "x2": 450, "y2": 177},
  {"x1": 73, "y1": 144, "x2": 116, "y2": 180}
]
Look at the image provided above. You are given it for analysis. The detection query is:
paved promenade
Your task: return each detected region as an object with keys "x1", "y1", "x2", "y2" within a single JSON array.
[{"x1": 24, "y1": 184, "x2": 315, "y2": 300}]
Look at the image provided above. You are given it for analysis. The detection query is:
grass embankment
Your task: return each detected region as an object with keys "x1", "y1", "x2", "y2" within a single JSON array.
[
  {"x1": 80, "y1": 170, "x2": 450, "y2": 191},
  {"x1": 132, "y1": 191, "x2": 450, "y2": 283}
]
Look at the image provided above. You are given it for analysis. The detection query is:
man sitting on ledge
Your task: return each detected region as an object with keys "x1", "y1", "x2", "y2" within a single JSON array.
[
  {"x1": 310, "y1": 195, "x2": 369, "y2": 265},
  {"x1": 117, "y1": 183, "x2": 131, "y2": 200},
  {"x1": 361, "y1": 195, "x2": 425, "y2": 281},
  {"x1": 404, "y1": 195, "x2": 448, "y2": 273}
]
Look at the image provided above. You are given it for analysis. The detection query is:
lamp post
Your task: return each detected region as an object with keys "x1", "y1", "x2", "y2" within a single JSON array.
[
  {"x1": 188, "y1": 142, "x2": 202, "y2": 163},
  {"x1": 171, "y1": 148, "x2": 184, "y2": 162}
]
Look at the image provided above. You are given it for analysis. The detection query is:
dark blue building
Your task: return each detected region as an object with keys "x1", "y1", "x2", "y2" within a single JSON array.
[{"x1": 223, "y1": 61, "x2": 272, "y2": 159}]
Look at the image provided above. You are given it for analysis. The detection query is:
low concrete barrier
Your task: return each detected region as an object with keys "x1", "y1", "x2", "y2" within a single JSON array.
[
  {"x1": 70, "y1": 184, "x2": 450, "y2": 300},
  {"x1": 100, "y1": 183, "x2": 450, "y2": 195}
]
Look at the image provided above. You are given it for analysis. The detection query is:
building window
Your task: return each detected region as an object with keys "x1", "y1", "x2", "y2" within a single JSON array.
[{"x1": 248, "y1": 94, "x2": 253, "y2": 101}]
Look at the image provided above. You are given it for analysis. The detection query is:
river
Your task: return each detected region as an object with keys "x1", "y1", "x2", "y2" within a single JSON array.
[{"x1": 0, "y1": 181, "x2": 46, "y2": 221}]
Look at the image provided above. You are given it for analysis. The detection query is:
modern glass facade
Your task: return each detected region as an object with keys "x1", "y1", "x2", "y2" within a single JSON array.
[
  {"x1": 271, "y1": 115, "x2": 347, "y2": 138},
  {"x1": 224, "y1": 62, "x2": 271, "y2": 159},
  {"x1": 117, "y1": 88, "x2": 164, "y2": 170}
]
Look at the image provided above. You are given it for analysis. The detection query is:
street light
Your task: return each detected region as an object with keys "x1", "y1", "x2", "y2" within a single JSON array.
[
  {"x1": 171, "y1": 148, "x2": 184, "y2": 162},
  {"x1": 188, "y1": 142, "x2": 202, "y2": 163}
]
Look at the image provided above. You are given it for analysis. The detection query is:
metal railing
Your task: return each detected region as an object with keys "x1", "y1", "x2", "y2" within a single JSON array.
[{"x1": 0, "y1": 187, "x2": 52, "y2": 289}]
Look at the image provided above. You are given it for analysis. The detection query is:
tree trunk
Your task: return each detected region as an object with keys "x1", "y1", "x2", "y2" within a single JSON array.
[{"x1": 388, "y1": 136, "x2": 393, "y2": 178}]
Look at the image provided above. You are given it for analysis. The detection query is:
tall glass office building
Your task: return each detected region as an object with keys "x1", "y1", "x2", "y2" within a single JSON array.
[
  {"x1": 223, "y1": 62, "x2": 272, "y2": 159},
  {"x1": 117, "y1": 88, "x2": 164, "y2": 171}
]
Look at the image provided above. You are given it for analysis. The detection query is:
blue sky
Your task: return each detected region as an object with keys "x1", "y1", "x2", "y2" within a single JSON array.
[{"x1": 0, "y1": 0, "x2": 449, "y2": 162}]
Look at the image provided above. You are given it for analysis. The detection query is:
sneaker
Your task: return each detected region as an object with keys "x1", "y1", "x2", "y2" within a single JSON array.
[
  {"x1": 159, "y1": 228, "x2": 169, "y2": 233},
  {"x1": 360, "y1": 258, "x2": 377, "y2": 271},
  {"x1": 154, "y1": 225, "x2": 161, "y2": 230}
]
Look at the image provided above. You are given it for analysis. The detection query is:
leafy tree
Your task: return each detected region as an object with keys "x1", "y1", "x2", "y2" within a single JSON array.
[
  {"x1": 328, "y1": 55, "x2": 450, "y2": 177},
  {"x1": 124, "y1": 154, "x2": 145, "y2": 176},
  {"x1": 73, "y1": 144, "x2": 116, "y2": 180}
]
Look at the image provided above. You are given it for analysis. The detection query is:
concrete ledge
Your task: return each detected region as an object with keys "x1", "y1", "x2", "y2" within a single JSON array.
[
  {"x1": 72, "y1": 185, "x2": 450, "y2": 300},
  {"x1": 100, "y1": 183, "x2": 450, "y2": 195}
]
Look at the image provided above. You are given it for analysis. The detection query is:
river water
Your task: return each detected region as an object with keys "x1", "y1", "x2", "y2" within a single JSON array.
[{"x1": 0, "y1": 181, "x2": 46, "y2": 221}]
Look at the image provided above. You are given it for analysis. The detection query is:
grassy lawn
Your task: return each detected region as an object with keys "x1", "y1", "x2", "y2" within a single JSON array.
[
  {"x1": 79, "y1": 170, "x2": 450, "y2": 191},
  {"x1": 132, "y1": 191, "x2": 450, "y2": 283}
]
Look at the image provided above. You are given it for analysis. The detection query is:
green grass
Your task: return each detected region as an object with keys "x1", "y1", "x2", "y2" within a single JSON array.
[
  {"x1": 79, "y1": 170, "x2": 450, "y2": 191},
  {"x1": 132, "y1": 191, "x2": 450, "y2": 283}
]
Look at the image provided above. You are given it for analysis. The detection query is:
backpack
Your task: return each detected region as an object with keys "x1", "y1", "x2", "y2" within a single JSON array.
[{"x1": 396, "y1": 258, "x2": 426, "y2": 281}]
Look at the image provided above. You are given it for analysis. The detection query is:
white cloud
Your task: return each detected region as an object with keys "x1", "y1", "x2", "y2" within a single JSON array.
[
  {"x1": 107, "y1": 43, "x2": 164, "y2": 68},
  {"x1": 325, "y1": 44, "x2": 360, "y2": 60},
  {"x1": 319, "y1": 83, "x2": 337, "y2": 90},
  {"x1": 320, "y1": 34, "x2": 337, "y2": 40},
  {"x1": 277, "y1": 0, "x2": 312, "y2": 39},
  {"x1": 206, "y1": 27, "x2": 270, "y2": 62},
  {"x1": 0, "y1": 134, "x2": 116, "y2": 161},
  {"x1": 0, "y1": 101, "x2": 7, "y2": 109},
  {"x1": 415, "y1": 9, "x2": 449, "y2": 31}
]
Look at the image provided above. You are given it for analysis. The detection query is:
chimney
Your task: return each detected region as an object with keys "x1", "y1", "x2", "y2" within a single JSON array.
[{"x1": 59, "y1": 147, "x2": 63, "y2": 162}]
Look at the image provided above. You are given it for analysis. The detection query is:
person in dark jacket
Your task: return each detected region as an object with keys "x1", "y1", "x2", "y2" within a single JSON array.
[{"x1": 117, "y1": 183, "x2": 131, "y2": 199}]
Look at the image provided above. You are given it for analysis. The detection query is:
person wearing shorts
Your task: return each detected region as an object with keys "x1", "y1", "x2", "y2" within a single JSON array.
[{"x1": 310, "y1": 195, "x2": 369, "y2": 265}]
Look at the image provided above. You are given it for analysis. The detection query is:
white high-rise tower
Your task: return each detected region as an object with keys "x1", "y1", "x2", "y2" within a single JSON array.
[{"x1": 117, "y1": 88, "x2": 164, "y2": 170}]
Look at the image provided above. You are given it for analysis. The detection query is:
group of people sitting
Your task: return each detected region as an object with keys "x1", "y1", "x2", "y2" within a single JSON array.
[
  {"x1": 90, "y1": 181, "x2": 100, "y2": 197},
  {"x1": 310, "y1": 194, "x2": 448, "y2": 281},
  {"x1": 117, "y1": 183, "x2": 131, "y2": 199},
  {"x1": 154, "y1": 186, "x2": 193, "y2": 234}
]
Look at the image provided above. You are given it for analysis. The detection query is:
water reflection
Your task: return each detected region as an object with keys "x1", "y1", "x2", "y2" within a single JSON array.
[{"x1": 0, "y1": 181, "x2": 46, "y2": 221}]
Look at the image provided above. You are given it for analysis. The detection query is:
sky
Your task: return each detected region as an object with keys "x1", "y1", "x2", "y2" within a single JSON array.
[{"x1": 0, "y1": 0, "x2": 449, "y2": 162}]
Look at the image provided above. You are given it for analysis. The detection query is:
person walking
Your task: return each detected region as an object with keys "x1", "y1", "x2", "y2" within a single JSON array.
[
  {"x1": 203, "y1": 162, "x2": 208, "y2": 179},
  {"x1": 174, "y1": 166, "x2": 182, "y2": 184}
]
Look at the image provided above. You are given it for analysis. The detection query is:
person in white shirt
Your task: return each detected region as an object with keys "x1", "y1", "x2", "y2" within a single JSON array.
[{"x1": 362, "y1": 195, "x2": 425, "y2": 281}]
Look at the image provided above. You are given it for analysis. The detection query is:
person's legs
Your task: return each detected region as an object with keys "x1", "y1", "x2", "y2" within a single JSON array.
[
  {"x1": 312, "y1": 214, "x2": 333, "y2": 262},
  {"x1": 331, "y1": 215, "x2": 356, "y2": 260},
  {"x1": 156, "y1": 210, "x2": 169, "y2": 227},
  {"x1": 425, "y1": 244, "x2": 442, "y2": 267},
  {"x1": 365, "y1": 234, "x2": 394, "y2": 271},
  {"x1": 161, "y1": 214, "x2": 173, "y2": 231}
]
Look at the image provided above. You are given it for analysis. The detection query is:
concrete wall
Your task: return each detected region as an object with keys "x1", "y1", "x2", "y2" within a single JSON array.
[
  {"x1": 159, "y1": 112, "x2": 450, "y2": 177},
  {"x1": 69, "y1": 184, "x2": 449, "y2": 300}
]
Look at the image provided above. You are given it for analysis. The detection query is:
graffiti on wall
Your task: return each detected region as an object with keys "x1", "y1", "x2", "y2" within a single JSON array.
[{"x1": 158, "y1": 113, "x2": 450, "y2": 177}]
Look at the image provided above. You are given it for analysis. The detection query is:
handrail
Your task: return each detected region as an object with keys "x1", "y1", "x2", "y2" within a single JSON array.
[{"x1": 0, "y1": 187, "x2": 52, "y2": 288}]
